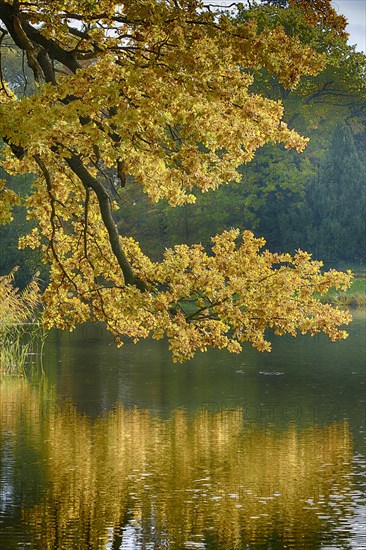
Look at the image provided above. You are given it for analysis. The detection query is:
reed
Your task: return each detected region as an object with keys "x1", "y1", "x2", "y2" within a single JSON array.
[{"x1": 0, "y1": 269, "x2": 42, "y2": 374}]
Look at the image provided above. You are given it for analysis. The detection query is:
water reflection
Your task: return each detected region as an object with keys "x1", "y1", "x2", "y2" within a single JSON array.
[
  {"x1": 42, "y1": 310, "x2": 366, "y2": 438},
  {"x1": 0, "y1": 379, "x2": 361, "y2": 549}
]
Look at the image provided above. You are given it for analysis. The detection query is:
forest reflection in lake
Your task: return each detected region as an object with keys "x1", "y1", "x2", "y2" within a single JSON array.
[{"x1": 0, "y1": 310, "x2": 365, "y2": 549}]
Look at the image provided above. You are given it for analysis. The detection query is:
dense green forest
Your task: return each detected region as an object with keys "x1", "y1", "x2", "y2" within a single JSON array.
[
  {"x1": 112, "y1": 12, "x2": 366, "y2": 267},
  {"x1": 1, "y1": 2, "x2": 365, "y2": 288},
  {"x1": 113, "y1": 28, "x2": 366, "y2": 267}
]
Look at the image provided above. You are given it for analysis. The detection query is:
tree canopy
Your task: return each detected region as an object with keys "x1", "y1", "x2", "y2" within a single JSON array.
[{"x1": 0, "y1": 0, "x2": 352, "y2": 361}]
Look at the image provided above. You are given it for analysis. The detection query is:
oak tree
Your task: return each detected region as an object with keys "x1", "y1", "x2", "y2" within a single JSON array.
[{"x1": 0, "y1": 0, "x2": 352, "y2": 361}]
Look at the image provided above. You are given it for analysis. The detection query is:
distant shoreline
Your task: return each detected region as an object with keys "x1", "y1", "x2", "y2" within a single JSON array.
[{"x1": 325, "y1": 276, "x2": 366, "y2": 307}]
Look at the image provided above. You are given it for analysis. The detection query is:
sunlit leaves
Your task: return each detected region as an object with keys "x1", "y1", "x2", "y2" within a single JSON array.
[
  {"x1": 38, "y1": 223, "x2": 351, "y2": 362},
  {"x1": 0, "y1": 179, "x2": 20, "y2": 224},
  {"x1": 0, "y1": 0, "x2": 353, "y2": 361},
  {"x1": 0, "y1": 1, "x2": 326, "y2": 203}
]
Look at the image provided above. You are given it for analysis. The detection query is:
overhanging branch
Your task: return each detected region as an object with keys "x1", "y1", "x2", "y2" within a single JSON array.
[{"x1": 64, "y1": 154, "x2": 146, "y2": 291}]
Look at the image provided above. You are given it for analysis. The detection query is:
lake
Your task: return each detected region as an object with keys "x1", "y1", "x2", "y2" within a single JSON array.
[{"x1": 0, "y1": 310, "x2": 365, "y2": 549}]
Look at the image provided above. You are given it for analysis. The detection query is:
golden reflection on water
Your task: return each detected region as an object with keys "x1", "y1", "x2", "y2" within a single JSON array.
[{"x1": 0, "y1": 379, "x2": 355, "y2": 548}]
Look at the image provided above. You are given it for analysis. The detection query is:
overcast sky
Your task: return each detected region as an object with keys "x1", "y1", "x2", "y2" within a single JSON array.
[{"x1": 332, "y1": 0, "x2": 366, "y2": 52}]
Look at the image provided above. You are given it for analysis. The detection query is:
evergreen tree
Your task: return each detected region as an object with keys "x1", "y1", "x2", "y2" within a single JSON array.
[{"x1": 284, "y1": 122, "x2": 366, "y2": 262}]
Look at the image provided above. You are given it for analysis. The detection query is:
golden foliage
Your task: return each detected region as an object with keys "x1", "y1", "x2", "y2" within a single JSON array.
[
  {"x1": 37, "y1": 226, "x2": 352, "y2": 362},
  {"x1": 289, "y1": 0, "x2": 348, "y2": 37},
  {"x1": 0, "y1": 178, "x2": 20, "y2": 224},
  {"x1": 0, "y1": 0, "x2": 352, "y2": 360}
]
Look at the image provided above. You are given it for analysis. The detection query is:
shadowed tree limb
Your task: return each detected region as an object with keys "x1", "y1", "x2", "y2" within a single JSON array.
[{"x1": 64, "y1": 154, "x2": 146, "y2": 290}]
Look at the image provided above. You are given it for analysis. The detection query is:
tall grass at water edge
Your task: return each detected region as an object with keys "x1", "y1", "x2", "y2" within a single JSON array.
[{"x1": 0, "y1": 269, "x2": 42, "y2": 375}]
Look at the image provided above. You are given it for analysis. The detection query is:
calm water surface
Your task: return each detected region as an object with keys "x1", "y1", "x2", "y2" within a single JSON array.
[{"x1": 0, "y1": 310, "x2": 365, "y2": 549}]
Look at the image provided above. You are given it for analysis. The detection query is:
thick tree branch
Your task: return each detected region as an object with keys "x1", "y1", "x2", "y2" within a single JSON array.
[
  {"x1": 0, "y1": 0, "x2": 140, "y2": 289},
  {"x1": 64, "y1": 154, "x2": 146, "y2": 291},
  {"x1": 0, "y1": 0, "x2": 81, "y2": 74}
]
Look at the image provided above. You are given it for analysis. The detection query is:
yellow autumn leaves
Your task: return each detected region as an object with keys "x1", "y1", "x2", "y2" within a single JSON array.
[
  {"x1": 0, "y1": 179, "x2": 20, "y2": 224},
  {"x1": 0, "y1": 0, "x2": 353, "y2": 361},
  {"x1": 38, "y1": 220, "x2": 351, "y2": 362}
]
